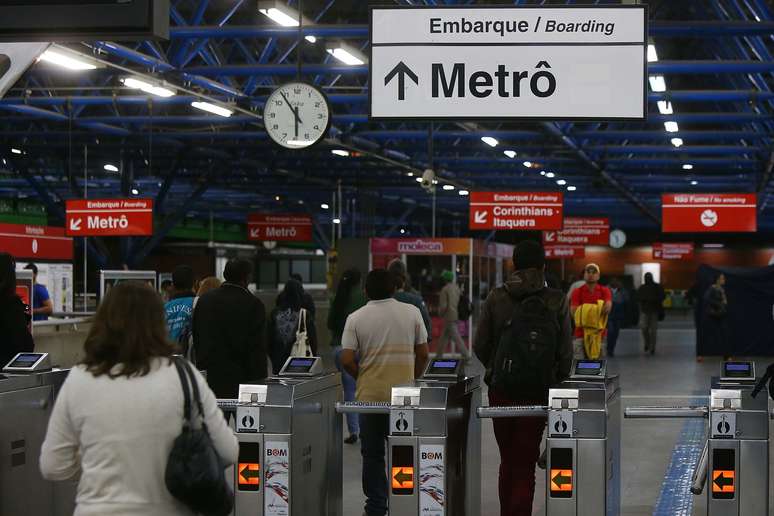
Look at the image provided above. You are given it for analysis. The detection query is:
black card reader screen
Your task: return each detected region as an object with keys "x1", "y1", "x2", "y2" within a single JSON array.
[
  {"x1": 284, "y1": 358, "x2": 315, "y2": 373},
  {"x1": 8, "y1": 353, "x2": 42, "y2": 368},
  {"x1": 723, "y1": 362, "x2": 752, "y2": 378},
  {"x1": 574, "y1": 361, "x2": 601, "y2": 375},
  {"x1": 428, "y1": 359, "x2": 459, "y2": 374}
]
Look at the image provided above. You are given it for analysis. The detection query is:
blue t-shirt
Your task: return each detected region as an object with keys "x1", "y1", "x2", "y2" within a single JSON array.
[
  {"x1": 165, "y1": 296, "x2": 195, "y2": 342},
  {"x1": 32, "y1": 283, "x2": 50, "y2": 321}
]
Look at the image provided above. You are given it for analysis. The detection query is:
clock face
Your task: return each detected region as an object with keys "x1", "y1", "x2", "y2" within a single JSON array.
[
  {"x1": 609, "y1": 229, "x2": 627, "y2": 249},
  {"x1": 263, "y1": 82, "x2": 331, "y2": 149}
]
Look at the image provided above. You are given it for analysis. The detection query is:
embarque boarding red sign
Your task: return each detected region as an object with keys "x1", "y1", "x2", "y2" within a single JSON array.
[
  {"x1": 0, "y1": 223, "x2": 73, "y2": 260},
  {"x1": 545, "y1": 245, "x2": 585, "y2": 260},
  {"x1": 247, "y1": 214, "x2": 313, "y2": 242},
  {"x1": 66, "y1": 199, "x2": 153, "y2": 236},
  {"x1": 653, "y1": 242, "x2": 694, "y2": 261},
  {"x1": 662, "y1": 194, "x2": 756, "y2": 233},
  {"x1": 469, "y1": 192, "x2": 563, "y2": 230},
  {"x1": 543, "y1": 217, "x2": 609, "y2": 246}
]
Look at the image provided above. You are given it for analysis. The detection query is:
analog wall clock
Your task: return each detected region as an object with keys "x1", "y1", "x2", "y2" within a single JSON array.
[{"x1": 263, "y1": 81, "x2": 331, "y2": 149}]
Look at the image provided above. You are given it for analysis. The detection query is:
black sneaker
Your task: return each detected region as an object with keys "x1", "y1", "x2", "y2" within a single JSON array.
[{"x1": 344, "y1": 434, "x2": 358, "y2": 445}]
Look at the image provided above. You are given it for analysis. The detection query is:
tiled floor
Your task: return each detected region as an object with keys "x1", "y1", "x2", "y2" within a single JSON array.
[{"x1": 337, "y1": 319, "x2": 774, "y2": 515}]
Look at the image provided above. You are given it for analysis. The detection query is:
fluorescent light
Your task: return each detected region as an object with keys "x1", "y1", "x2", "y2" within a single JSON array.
[
  {"x1": 671, "y1": 138, "x2": 684, "y2": 147},
  {"x1": 546, "y1": 172, "x2": 555, "y2": 178},
  {"x1": 657, "y1": 101, "x2": 673, "y2": 115},
  {"x1": 325, "y1": 43, "x2": 367, "y2": 65},
  {"x1": 664, "y1": 121, "x2": 679, "y2": 133},
  {"x1": 481, "y1": 136, "x2": 498, "y2": 147},
  {"x1": 275, "y1": 195, "x2": 281, "y2": 201},
  {"x1": 400, "y1": 229, "x2": 406, "y2": 234},
  {"x1": 305, "y1": 35, "x2": 317, "y2": 43},
  {"x1": 333, "y1": 218, "x2": 341, "y2": 224},
  {"x1": 442, "y1": 184, "x2": 455, "y2": 191},
  {"x1": 647, "y1": 44, "x2": 659, "y2": 63},
  {"x1": 131, "y1": 188, "x2": 139, "y2": 195},
  {"x1": 523, "y1": 161, "x2": 532, "y2": 167},
  {"x1": 407, "y1": 172, "x2": 414, "y2": 177},
  {"x1": 503, "y1": 150, "x2": 517, "y2": 158},
  {"x1": 556, "y1": 179, "x2": 567, "y2": 186},
  {"x1": 191, "y1": 101, "x2": 233, "y2": 118},
  {"x1": 331, "y1": 149, "x2": 350, "y2": 157},
  {"x1": 691, "y1": 180, "x2": 698, "y2": 185},
  {"x1": 540, "y1": 170, "x2": 546, "y2": 176},
  {"x1": 11, "y1": 148, "x2": 22, "y2": 155},
  {"x1": 458, "y1": 190, "x2": 469, "y2": 196},
  {"x1": 567, "y1": 185, "x2": 577, "y2": 191},
  {"x1": 258, "y1": 7, "x2": 299, "y2": 27},
  {"x1": 683, "y1": 164, "x2": 693, "y2": 170},
  {"x1": 121, "y1": 77, "x2": 175, "y2": 98},
  {"x1": 321, "y1": 203, "x2": 329, "y2": 209},
  {"x1": 103, "y1": 164, "x2": 118, "y2": 172},
  {"x1": 415, "y1": 177, "x2": 423, "y2": 183},
  {"x1": 38, "y1": 48, "x2": 97, "y2": 71},
  {"x1": 649, "y1": 75, "x2": 667, "y2": 92}
]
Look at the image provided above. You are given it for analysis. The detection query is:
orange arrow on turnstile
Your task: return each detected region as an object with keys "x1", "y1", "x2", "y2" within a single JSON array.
[
  {"x1": 712, "y1": 470, "x2": 735, "y2": 493},
  {"x1": 550, "y1": 469, "x2": 573, "y2": 492},
  {"x1": 238, "y1": 463, "x2": 260, "y2": 485}
]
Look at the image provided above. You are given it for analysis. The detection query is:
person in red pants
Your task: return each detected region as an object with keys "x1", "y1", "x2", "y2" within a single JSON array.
[{"x1": 474, "y1": 240, "x2": 573, "y2": 516}]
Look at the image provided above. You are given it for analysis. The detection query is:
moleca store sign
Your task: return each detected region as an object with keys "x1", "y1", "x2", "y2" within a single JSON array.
[{"x1": 370, "y1": 6, "x2": 646, "y2": 119}]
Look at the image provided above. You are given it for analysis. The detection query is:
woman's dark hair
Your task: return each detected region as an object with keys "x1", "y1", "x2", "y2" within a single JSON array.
[
  {"x1": 0, "y1": 252, "x2": 16, "y2": 299},
  {"x1": 332, "y1": 268, "x2": 362, "y2": 315},
  {"x1": 277, "y1": 279, "x2": 304, "y2": 311},
  {"x1": 81, "y1": 281, "x2": 176, "y2": 378},
  {"x1": 365, "y1": 269, "x2": 395, "y2": 301},
  {"x1": 513, "y1": 240, "x2": 545, "y2": 270}
]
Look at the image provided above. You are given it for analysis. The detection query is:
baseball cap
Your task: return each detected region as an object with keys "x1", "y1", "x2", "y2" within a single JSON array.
[{"x1": 585, "y1": 263, "x2": 601, "y2": 274}]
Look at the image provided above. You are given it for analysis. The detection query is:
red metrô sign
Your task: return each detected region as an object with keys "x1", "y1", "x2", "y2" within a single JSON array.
[
  {"x1": 662, "y1": 193, "x2": 756, "y2": 233},
  {"x1": 66, "y1": 199, "x2": 153, "y2": 236},
  {"x1": 653, "y1": 242, "x2": 694, "y2": 261},
  {"x1": 247, "y1": 214, "x2": 313, "y2": 242},
  {"x1": 543, "y1": 217, "x2": 609, "y2": 246},
  {"x1": 545, "y1": 245, "x2": 585, "y2": 260},
  {"x1": 469, "y1": 192, "x2": 563, "y2": 231},
  {"x1": 0, "y1": 223, "x2": 73, "y2": 260}
]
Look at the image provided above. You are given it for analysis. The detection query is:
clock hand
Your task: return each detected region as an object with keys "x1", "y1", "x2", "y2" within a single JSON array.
[
  {"x1": 294, "y1": 107, "x2": 299, "y2": 138},
  {"x1": 279, "y1": 91, "x2": 304, "y2": 125}
]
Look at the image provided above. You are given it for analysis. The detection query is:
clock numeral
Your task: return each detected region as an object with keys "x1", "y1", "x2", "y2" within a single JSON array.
[
  {"x1": 282, "y1": 133, "x2": 288, "y2": 139},
  {"x1": 274, "y1": 100, "x2": 282, "y2": 106},
  {"x1": 317, "y1": 114, "x2": 324, "y2": 119},
  {"x1": 315, "y1": 102, "x2": 321, "y2": 108},
  {"x1": 304, "y1": 133, "x2": 310, "y2": 139},
  {"x1": 314, "y1": 125, "x2": 320, "y2": 130},
  {"x1": 273, "y1": 124, "x2": 279, "y2": 130},
  {"x1": 269, "y1": 113, "x2": 276, "y2": 118},
  {"x1": 294, "y1": 88, "x2": 301, "y2": 94}
]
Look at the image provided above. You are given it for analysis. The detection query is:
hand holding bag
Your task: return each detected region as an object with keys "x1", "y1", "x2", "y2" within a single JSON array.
[
  {"x1": 165, "y1": 357, "x2": 233, "y2": 516},
  {"x1": 290, "y1": 308, "x2": 312, "y2": 357}
]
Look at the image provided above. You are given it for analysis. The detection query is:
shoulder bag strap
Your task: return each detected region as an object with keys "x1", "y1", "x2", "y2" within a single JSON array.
[
  {"x1": 172, "y1": 357, "x2": 192, "y2": 426},
  {"x1": 298, "y1": 308, "x2": 307, "y2": 333},
  {"x1": 180, "y1": 359, "x2": 209, "y2": 434}
]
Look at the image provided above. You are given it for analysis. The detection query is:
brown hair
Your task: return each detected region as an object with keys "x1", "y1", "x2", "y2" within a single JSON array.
[
  {"x1": 82, "y1": 281, "x2": 176, "y2": 378},
  {"x1": 196, "y1": 276, "x2": 222, "y2": 297}
]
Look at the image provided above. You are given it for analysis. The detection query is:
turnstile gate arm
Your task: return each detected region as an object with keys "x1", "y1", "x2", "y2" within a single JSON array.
[
  {"x1": 335, "y1": 401, "x2": 391, "y2": 414},
  {"x1": 624, "y1": 406, "x2": 708, "y2": 418},
  {"x1": 476, "y1": 405, "x2": 548, "y2": 418},
  {"x1": 690, "y1": 440, "x2": 709, "y2": 495}
]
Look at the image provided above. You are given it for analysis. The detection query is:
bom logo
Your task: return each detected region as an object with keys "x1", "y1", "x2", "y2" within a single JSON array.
[
  {"x1": 267, "y1": 448, "x2": 288, "y2": 457},
  {"x1": 421, "y1": 451, "x2": 443, "y2": 460}
]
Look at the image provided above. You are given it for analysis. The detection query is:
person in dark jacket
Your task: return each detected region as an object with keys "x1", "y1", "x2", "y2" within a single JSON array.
[
  {"x1": 327, "y1": 268, "x2": 366, "y2": 444},
  {"x1": 268, "y1": 279, "x2": 318, "y2": 374},
  {"x1": 289, "y1": 273, "x2": 316, "y2": 316},
  {"x1": 0, "y1": 253, "x2": 34, "y2": 366},
  {"x1": 637, "y1": 272, "x2": 666, "y2": 355},
  {"x1": 387, "y1": 259, "x2": 433, "y2": 344},
  {"x1": 192, "y1": 259, "x2": 267, "y2": 398},
  {"x1": 703, "y1": 272, "x2": 730, "y2": 359},
  {"x1": 473, "y1": 240, "x2": 572, "y2": 516},
  {"x1": 607, "y1": 278, "x2": 629, "y2": 357}
]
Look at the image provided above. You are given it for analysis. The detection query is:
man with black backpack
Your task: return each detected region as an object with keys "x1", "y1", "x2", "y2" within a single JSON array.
[{"x1": 473, "y1": 240, "x2": 572, "y2": 516}]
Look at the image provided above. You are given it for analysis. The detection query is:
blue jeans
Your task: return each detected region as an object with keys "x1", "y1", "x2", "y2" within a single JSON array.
[
  {"x1": 359, "y1": 414, "x2": 390, "y2": 516},
  {"x1": 333, "y1": 346, "x2": 359, "y2": 435}
]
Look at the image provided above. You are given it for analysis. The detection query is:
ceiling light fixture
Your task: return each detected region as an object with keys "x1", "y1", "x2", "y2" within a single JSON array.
[
  {"x1": 191, "y1": 101, "x2": 233, "y2": 118},
  {"x1": 131, "y1": 188, "x2": 139, "y2": 195},
  {"x1": 321, "y1": 203, "x2": 329, "y2": 209},
  {"x1": 545, "y1": 172, "x2": 555, "y2": 178},
  {"x1": 671, "y1": 138, "x2": 684, "y2": 147},
  {"x1": 567, "y1": 185, "x2": 577, "y2": 191},
  {"x1": 556, "y1": 179, "x2": 567, "y2": 186},
  {"x1": 415, "y1": 177, "x2": 423, "y2": 183},
  {"x1": 683, "y1": 164, "x2": 693, "y2": 170},
  {"x1": 331, "y1": 149, "x2": 350, "y2": 157},
  {"x1": 691, "y1": 180, "x2": 698, "y2": 185},
  {"x1": 657, "y1": 101, "x2": 673, "y2": 115},
  {"x1": 442, "y1": 184, "x2": 455, "y2": 191},
  {"x1": 458, "y1": 190, "x2": 469, "y2": 196},
  {"x1": 664, "y1": 121, "x2": 679, "y2": 133},
  {"x1": 121, "y1": 77, "x2": 175, "y2": 98},
  {"x1": 258, "y1": 1, "x2": 301, "y2": 27},
  {"x1": 649, "y1": 75, "x2": 667, "y2": 92},
  {"x1": 503, "y1": 150, "x2": 516, "y2": 158},
  {"x1": 407, "y1": 172, "x2": 414, "y2": 177},
  {"x1": 325, "y1": 42, "x2": 367, "y2": 65},
  {"x1": 540, "y1": 170, "x2": 546, "y2": 176},
  {"x1": 333, "y1": 217, "x2": 341, "y2": 224},
  {"x1": 275, "y1": 195, "x2": 281, "y2": 201},
  {"x1": 38, "y1": 48, "x2": 99, "y2": 71},
  {"x1": 103, "y1": 164, "x2": 118, "y2": 172},
  {"x1": 400, "y1": 228, "x2": 406, "y2": 234},
  {"x1": 523, "y1": 161, "x2": 532, "y2": 167},
  {"x1": 305, "y1": 35, "x2": 317, "y2": 43},
  {"x1": 11, "y1": 148, "x2": 22, "y2": 155},
  {"x1": 647, "y1": 44, "x2": 659, "y2": 63},
  {"x1": 481, "y1": 136, "x2": 498, "y2": 147}
]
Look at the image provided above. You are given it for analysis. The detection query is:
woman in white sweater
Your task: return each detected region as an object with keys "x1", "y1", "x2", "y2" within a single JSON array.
[{"x1": 40, "y1": 281, "x2": 238, "y2": 516}]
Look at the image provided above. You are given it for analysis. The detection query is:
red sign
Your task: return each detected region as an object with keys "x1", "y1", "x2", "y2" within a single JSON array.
[
  {"x1": 543, "y1": 217, "x2": 609, "y2": 246},
  {"x1": 545, "y1": 245, "x2": 585, "y2": 259},
  {"x1": 370, "y1": 238, "x2": 471, "y2": 255},
  {"x1": 662, "y1": 193, "x2": 756, "y2": 233},
  {"x1": 0, "y1": 223, "x2": 73, "y2": 260},
  {"x1": 469, "y1": 192, "x2": 563, "y2": 231},
  {"x1": 653, "y1": 242, "x2": 694, "y2": 261},
  {"x1": 66, "y1": 199, "x2": 153, "y2": 236},
  {"x1": 247, "y1": 214, "x2": 313, "y2": 242}
]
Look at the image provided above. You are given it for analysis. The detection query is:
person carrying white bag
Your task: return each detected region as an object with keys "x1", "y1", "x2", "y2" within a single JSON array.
[{"x1": 268, "y1": 279, "x2": 317, "y2": 373}]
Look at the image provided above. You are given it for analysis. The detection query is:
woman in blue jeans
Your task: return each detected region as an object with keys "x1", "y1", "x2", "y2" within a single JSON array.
[{"x1": 328, "y1": 268, "x2": 366, "y2": 444}]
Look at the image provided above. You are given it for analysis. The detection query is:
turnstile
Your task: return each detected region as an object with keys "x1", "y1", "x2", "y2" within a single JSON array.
[
  {"x1": 625, "y1": 361, "x2": 769, "y2": 515},
  {"x1": 0, "y1": 355, "x2": 74, "y2": 516},
  {"x1": 336, "y1": 357, "x2": 481, "y2": 516},
  {"x1": 477, "y1": 359, "x2": 621, "y2": 516},
  {"x1": 219, "y1": 356, "x2": 342, "y2": 516}
]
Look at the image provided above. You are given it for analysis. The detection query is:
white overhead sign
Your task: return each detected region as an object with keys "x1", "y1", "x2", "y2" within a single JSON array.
[{"x1": 370, "y1": 6, "x2": 647, "y2": 120}]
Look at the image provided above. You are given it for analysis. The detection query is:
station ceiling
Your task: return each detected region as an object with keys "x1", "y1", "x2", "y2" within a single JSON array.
[{"x1": 1, "y1": 0, "x2": 773, "y2": 253}]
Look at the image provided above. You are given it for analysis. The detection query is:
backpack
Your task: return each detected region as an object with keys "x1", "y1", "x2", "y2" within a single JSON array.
[
  {"x1": 489, "y1": 291, "x2": 560, "y2": 401},
  {"x1": 457, "y1": 294, "x2": 472, "y2": 320}
]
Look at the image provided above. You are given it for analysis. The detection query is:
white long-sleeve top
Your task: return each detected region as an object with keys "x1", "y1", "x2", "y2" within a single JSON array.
[{"x1": 40, "y1": 357, "x2": 239, "y2": 516}]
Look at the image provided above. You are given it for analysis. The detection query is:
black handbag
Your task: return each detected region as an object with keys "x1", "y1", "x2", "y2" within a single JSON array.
[{"x1": 165, "y1": 357, "x2": 234, "y2": 516}]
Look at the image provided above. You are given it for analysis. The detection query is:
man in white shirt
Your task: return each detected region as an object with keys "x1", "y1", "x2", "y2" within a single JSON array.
[{"x1": 340, "y1": 269, "x2": 429, "y2": 516}]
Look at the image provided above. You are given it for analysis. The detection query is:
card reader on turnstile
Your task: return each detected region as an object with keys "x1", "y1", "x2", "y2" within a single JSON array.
[
  {"x1": 3, "y1": 352, "x2": 51, "y2": 373},
  {"x1": 423, "y1": 358, "x2": 464, "y2": 379},
  {"x1": 228, "y1": 355, "x2": 342, "y2": 516}
]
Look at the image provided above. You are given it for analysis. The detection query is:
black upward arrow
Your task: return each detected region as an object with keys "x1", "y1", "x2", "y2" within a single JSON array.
[{"x1": 384, "y1": 61, "x2": 419, "y2": 101}]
